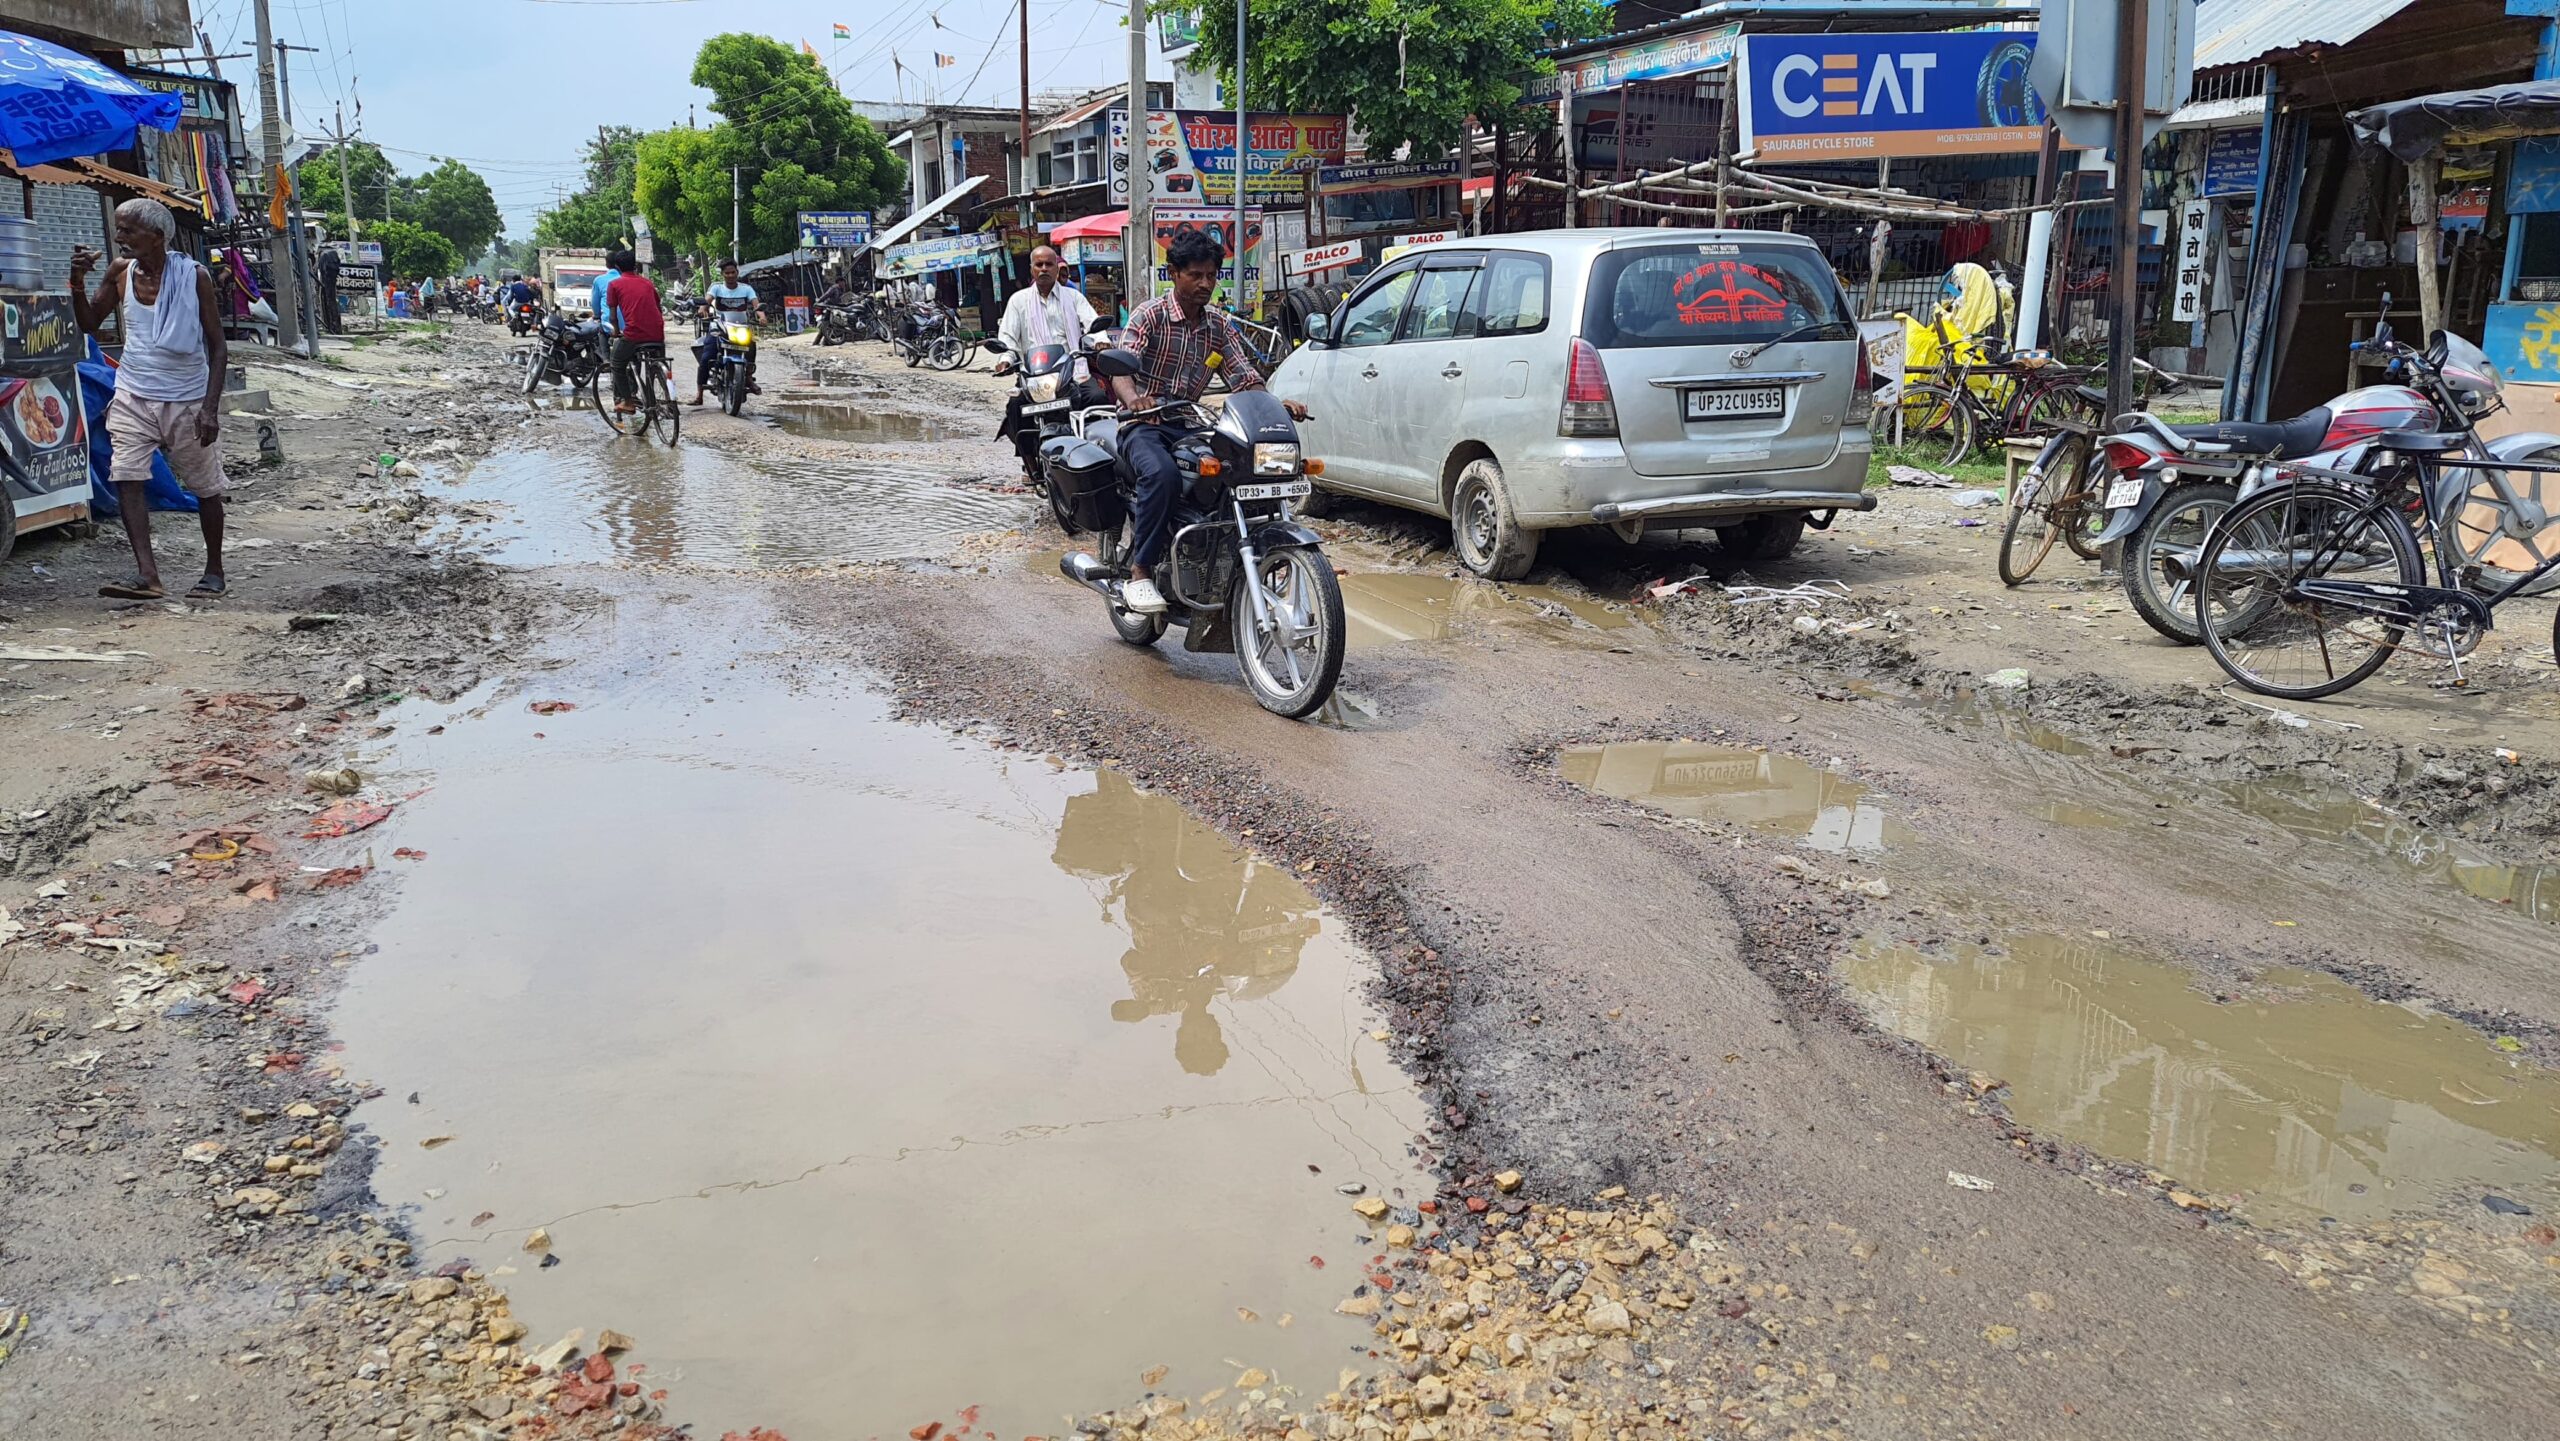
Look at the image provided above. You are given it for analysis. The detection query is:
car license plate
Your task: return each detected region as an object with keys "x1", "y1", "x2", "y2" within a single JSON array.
[
  {"x1": 1685, "y1": 387, "x2": 1786, "y2": 421},
  {"x1": 2105, "y1": 478, "x2": 2144, "y2": 509},
  {"x1": 1022, "y1": 399, "x2": 1070, "y2": 416},
  {"x1": 1231, "y1": 480, "x2": 1311, "y2": 501}
]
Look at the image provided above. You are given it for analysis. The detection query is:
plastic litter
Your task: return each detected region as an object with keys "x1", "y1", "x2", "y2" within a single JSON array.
[
  {"x1": 1946, "y1": 1171, "x2": 1996, "y2": 1191},
  {"x1": 1983, "y1": 668, "x2": 2030, "y2": 689},
  {"x1": 1950, "y1": 489, "x2": 2003, "y2": 508},
  {"x1": 1722, "y1": 580, "x2": 1852, "y2": 609},
  {"x1": 1887, "y1": 464, "x2": 1957, "y2": 487}
]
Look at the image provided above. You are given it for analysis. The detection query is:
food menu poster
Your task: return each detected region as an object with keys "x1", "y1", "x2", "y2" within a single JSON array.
[
  {"x1": 1, "y1": 292, "x2": 82, "y2": 366},
  {"x1": 0, "y1": 371, "x2": 91, "y2": 508}
]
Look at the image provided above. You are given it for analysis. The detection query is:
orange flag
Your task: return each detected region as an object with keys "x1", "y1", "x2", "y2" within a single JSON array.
[{"x1": 269, "y1": 163, "x2": 292, "y2": 231}]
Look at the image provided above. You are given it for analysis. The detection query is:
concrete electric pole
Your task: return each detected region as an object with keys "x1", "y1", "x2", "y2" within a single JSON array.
[{"x1": 251, "y1": 0, "x2": 304, "y2": 350}]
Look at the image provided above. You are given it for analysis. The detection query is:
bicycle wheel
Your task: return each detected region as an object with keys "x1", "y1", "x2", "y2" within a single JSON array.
[
  {"x1": 1894, "y1": 382, "x2": 1973, "y2": 469},
  {"x1": 590, "y1": 368, "x2": 640, "y2": 436},
  {"x1": 651, "y1": 363, "x2": 681, "y2": 445},
  {"x1": 2196, "y1": 483, "x2": 2424, "y2": 700},
  {"x1": 1997, "y1": 431, "x2": 2091, "y2": 586},
  {"x1": 2023, "y1": 377, "x2": 2102, "y2": 436}
]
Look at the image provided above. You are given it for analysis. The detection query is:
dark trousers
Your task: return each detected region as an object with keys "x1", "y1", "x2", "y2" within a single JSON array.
[
  {"x1": 612, "y1": 338, "x2": 660, "y2": 403},
  {"x1": 320, "y1": 282, "x2": 341, "y2": 333},
  {"x1": 1122, "y1": 421, "x2": 1183, "y2": 570},
  {"x1": 999, "y1": 391, "x2": 1040, "y2": 475}
]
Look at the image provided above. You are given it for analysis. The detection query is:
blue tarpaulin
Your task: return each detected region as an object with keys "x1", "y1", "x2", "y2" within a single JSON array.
[{"x1": 79, "y1": 340, "x2": 196, "y2": 518}]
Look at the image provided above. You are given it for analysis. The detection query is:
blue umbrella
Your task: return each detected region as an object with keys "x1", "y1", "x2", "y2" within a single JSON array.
[{"x1": 0, "y1": 30, "x2": 181, "y2": 167}]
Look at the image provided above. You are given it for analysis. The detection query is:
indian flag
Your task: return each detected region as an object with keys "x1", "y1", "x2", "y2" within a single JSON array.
[{"x1": 832, "y1": 22, "x2": 852, "y2": 40}]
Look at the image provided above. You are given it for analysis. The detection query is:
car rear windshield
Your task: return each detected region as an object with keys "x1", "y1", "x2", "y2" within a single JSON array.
[{"x1": 1580, "y1": 243, "x2": 1852, "y2": 350}]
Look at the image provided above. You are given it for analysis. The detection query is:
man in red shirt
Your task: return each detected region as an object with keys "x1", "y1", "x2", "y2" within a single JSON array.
[{"x1": 601, "y1": 248, "x2": 666, "y2": 414}]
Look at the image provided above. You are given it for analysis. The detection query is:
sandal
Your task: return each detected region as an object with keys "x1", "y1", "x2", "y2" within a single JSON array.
[
  {"x1": 188, "y1": 574, "x2": 227, "y2": 599},
  {"x1": 100, "y1": 577, "x2": 165, "y2": 600}
]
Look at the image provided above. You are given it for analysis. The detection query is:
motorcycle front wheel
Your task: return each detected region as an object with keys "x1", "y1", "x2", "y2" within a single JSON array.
[
  {"x1": 520, "y1": 349, "x2": 546, "y2": 397},
  {"x1": 724, "y1": 364, "x2": 748, "y2": 417},
  {"x1": 1234, "y1": 545, "x2": 1346, "y2": 719}
]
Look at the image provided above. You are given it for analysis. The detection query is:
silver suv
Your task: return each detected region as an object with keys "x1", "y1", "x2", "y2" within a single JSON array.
[{"x1": 1270, "y1": 229, "x2": 1877, "y2": 578}]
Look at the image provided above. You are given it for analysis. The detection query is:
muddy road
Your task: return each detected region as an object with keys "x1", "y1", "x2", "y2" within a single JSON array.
[{"x1": 3, "y1": 321, "x2": 2555, "y2": 1441}]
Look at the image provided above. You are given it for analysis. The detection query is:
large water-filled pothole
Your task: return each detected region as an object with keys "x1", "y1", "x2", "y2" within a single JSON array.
[
  {"x1": 1559, "y1": 740, "x2": 1914, "y2": 854},
  {"x1": 448, "y1": 442, "x2": 1031, "y2": 568},
  {"x1": 1848, "y1": 933, "x2": 2560, "y2": 1225},
  {"x1": 332, "y1": 593, "x2": 1425, "y2": 1436},
  {"x1": 1340, "y1": 574, "x2": 1635, "y2": 650},
  {"x1": 767, "y1": 401, "x2": 966, "y2": 444}
]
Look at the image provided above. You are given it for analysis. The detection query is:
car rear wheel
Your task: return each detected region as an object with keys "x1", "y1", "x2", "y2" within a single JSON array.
[
  {"x1": 1449, "y1": 458, "x2": 1539, "y2": 580},
  {"x1": 1714, "y1": 513, "x2": 1805, "y2": 564}
]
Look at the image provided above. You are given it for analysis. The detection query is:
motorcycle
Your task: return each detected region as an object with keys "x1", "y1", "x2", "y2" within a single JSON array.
[
  {"x1": 988, "y1": 332, "x2": 1114, "y2": 525},
  {"x1": 2095, "y1": 315, "x2": 2560, "y2": 643},
  {"x1": 520, "y1": 310, "x2": 606, "y2": 398},
  {"x1": 816, "y1": 301, "x2": 864, "y2": 346},
  {"x1": 698, "y1": 308, "x2": 758, "y2": 417},
  {"x1": 506, "y1": 300, "x2": 542, "y2": 336},
  {"x1": 1055, "y1": 346, "x2": 1345, "y2": 719}
]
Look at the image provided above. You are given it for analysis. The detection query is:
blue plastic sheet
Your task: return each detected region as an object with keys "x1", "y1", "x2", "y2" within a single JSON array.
[{"x1": 78, "y1": 340, "x2": 196, "y2": 518}]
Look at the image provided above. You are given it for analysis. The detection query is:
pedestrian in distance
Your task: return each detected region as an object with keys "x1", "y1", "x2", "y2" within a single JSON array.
[{"x1": 69, "y1": 197, "x2": 231, "y2": 602}]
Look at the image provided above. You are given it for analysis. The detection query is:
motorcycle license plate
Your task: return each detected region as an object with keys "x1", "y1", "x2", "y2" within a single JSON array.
[
  {"x1": 1231, "y1": 480, "x2": 1312, "y2": 501},
  {"x1": 1685, "y1": 387, "x2": 1786, "y2": 420},
  {"x1": 2105, "y1": 478, "x2": 2144, "y2": 509},
  {"x1": 1022, "y1": 399, "x2": 1071, "y2": 416}
]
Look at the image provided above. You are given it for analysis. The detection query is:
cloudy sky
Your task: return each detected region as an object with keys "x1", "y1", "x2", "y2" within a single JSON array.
[{"x1": 198, "y1": 0, "x2": 1181, "y2": 239}]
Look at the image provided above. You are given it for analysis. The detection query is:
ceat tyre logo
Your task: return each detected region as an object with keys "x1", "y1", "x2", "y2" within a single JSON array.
[{"x1": 1770, "y1": 51, "x2": 1937, "y2": 120}]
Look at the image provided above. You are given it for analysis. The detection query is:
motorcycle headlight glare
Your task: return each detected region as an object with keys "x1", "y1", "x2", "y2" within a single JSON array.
[
  {"x1": 725, "y1": 324, "x2": 756, "y2": 347},
  {"x1": 1027, "y1": 373, "x2": 1062, "y2": 404},
  {"x1": 1252, "y1": 442, "x2": 1300, "y2": 477}
]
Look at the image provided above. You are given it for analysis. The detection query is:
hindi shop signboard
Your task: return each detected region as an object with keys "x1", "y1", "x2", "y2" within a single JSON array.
[
  {"x1": 797, "y1": 211, "x2": 875, "y2": 249},
  {"x1": 1526, "y1": 21, "x2": 1742, "y2": 103},
  {"x1": 1109, "y1": 109, "x2": 1349, "y2": 207},
  {"x1": 1738, "y1": 31, "x2": 2050, "y2": 160},
  {"x1": 1317, "y1": 159, "x2": 1463, "y2": 193},
  {"x1": 2201, "y1": 128, "x2": 2261, "y2": 197},
  {"x1": 879, "y1": 232, "x2": 1002, "y2": 279},
  {"x1": 1151, "y1": 208, "x2": 1270, "y2": 304}
]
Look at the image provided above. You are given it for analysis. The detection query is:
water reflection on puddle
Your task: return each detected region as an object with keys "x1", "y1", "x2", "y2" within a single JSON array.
[
  {"x1": 1847, "y1": 934, "x2": 2560, "y2": 1224},
  {"x1": 1341, "y1": 574, "x2": 1632, "y2": 649},
  {"x1": 1559, "y1": 741, "x2": 1914, "y2": 854},
  {"x1": 2204, "y1": 774, "x2": 2560, "y2": 925},
  {"x1": 452, "y1": 443, "x2": 1031, "y2": 568},
  {"x1": 334, "y1": 630, "x2": 1424, "y2": 1436},
  {"x1": 768, "y1": 403, "x2": 964, "y2": 444}
]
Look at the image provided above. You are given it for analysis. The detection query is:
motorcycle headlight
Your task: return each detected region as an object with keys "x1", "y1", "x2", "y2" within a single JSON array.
[
  {"x1": 725, "y1": 324, "x2": 755, "y2": 347},
  {"x1": 1027, "y1": 373, "x2": 1062, "y2": 404},
  {"x1": 1252, "y1": 442, "x2": 1300, "y2": 477}
]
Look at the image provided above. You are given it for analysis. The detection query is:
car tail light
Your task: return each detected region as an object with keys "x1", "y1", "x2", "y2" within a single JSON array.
[
  {"x1": 1846, "y1": 339, "x2": 1876, "y2": 426},
  {"x1": 1560, "y1": 338, "x2": 1618, "y2": 437},
  {"x1": 2102, "y1": 440, "x2": 2163, "y2": 472}
]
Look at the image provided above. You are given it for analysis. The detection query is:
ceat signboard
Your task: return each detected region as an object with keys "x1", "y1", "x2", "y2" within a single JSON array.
[
  {"x1": 1739, "y1": 31, "x2": 2049, "y2": 159},
  {"x1": 1290, "y1": 239, "x2": 1360, "y2": 275}
]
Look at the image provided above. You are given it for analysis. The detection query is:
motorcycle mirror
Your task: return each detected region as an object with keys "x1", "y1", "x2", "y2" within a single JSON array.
[
  {"x1": 1089, "y1": 347, "x2": 1142, "y2": 380},
  {"x1": 983, "y1": 337, "x2": 1008, "y2": 354}
]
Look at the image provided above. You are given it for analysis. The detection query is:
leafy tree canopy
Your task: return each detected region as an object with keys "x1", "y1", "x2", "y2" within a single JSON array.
[
  {"x1": 657, "y1": 32, "x2": 903, "y2": 259},
  {"x1": 534, "y1": 127, "x2": 642, "y2": 251},
  {"x1": 1179, "y1": 0, "x2": 1611, "y2": 160},
  {"x1": 294, "y1": 140, "x2": 401, "y2": 231},
  {"x1": 408, "y1": 158, "x2": 504, "y2": 262},
  {"x1": 370, "y1": 217, "x2": 460, "y2": 280},
  {"x1": 632, "y1": 125, "x2": 728, "y2": 259}
]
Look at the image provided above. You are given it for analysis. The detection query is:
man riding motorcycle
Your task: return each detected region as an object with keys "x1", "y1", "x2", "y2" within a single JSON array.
[
  {"x1": 1111, "y1": 228, "x2": 1307, "y2": 616},
  {"x1": 692, "y1": 257, "x2": 763, "y2": 406},
  {"x1": 995, "y1": 244, "x2": 1098, "y2": 481}
]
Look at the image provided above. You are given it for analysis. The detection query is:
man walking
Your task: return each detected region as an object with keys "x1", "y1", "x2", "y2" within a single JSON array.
[
  {"x1": 70, "y1": 198, "x2": 230, "y2": 601},
  {"x1": 316, "y1": 242, "x2": 342, "y2": 334},
  {"x1": 995, "y1": 244, "x2": 1096, "y2": 480}
]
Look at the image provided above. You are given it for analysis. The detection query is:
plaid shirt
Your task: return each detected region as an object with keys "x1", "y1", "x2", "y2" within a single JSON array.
[{"x1": 1122, "y1": 292, "x2": 1264, "y2": 409}]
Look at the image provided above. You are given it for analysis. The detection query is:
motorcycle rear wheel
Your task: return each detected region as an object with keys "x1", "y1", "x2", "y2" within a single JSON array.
[
  {"x1": 927, "y1": 334, "x2": 967, "y2": 371},
  {"x1": 2124, "y1": 482, "x2": 2239, "y2": 645},
  {"x1": 1234, "y1": 546, "x2": 1346, "y2": 719}
]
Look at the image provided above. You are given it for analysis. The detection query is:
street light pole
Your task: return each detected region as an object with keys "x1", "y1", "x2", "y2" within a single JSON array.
[
  {"x1": 250, "y1": 0, "x2": 304, "y2": 351},
  {"x1": 1233, "y1": 0, "x2": 1249, "y2": 316},
  {"x1": 332, "y1": 103, "x2": 355, "y2": 239},
  {"x1": 2105, "y1": 0, "x2": 2150, "y2": 423},
  {"x1": 1126, "y1": 0, "x2": 1149, "y2": 310},
  {"x1": 274, "y1": 39, "x2": 321, "y2": 353}
]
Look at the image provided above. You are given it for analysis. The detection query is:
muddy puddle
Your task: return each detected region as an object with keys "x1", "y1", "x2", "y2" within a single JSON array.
[
  {"x1": 1848, "y1": 933, "x2": 2560, "y2": 1225},
  {"x1": 1339, "y1": 574, "x2": 1635, "y2": 651},
  {"x1": 332, "y1": 596, "x2": 1426, "y2": 1436},
  {"x1": 1559, "y1": 740, "x2": 1915, "y2": 854},
  {"x1": 767, "y1": 401, "x2": 964, "y2": 444},
  {"x1": 448, "y1": 441, "x2": 1031, "y2": 568}
]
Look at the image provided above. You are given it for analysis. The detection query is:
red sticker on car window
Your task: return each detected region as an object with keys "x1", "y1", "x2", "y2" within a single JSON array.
[{"x1": 1672, "y1": 261, "x2": 1789, "y2": 327}]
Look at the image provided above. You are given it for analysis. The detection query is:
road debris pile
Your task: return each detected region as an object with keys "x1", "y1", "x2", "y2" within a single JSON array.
[{"x1": 1064, "y1": 1187, "x2": 1860, "y2": 1441}]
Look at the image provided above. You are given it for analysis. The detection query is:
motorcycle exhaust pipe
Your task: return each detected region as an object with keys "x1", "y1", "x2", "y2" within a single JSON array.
[{"x1": 1060, "y1": 551, "x2": 1122, "y2": 596}]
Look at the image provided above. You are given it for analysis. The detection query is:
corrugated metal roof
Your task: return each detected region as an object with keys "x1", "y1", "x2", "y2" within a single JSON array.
[{"x1": 2196, "y1": 0, "x2": 2419, "y2": 71}]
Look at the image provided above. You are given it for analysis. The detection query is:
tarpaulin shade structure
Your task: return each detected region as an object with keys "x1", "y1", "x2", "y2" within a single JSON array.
[
  {"x1": 2351, "y1": 78, "x2": 2560, "y2": 162},
  {"x1": 1044, "y1": 210, "x2": 1128, "y2": 243},
  {"x1": 0, "y1": 30, "x2": 181, "y2": 166}
]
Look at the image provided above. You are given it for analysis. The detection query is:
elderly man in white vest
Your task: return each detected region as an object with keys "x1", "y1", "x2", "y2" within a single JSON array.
[{"x1": 70, "y1": 197, "x2": 230, "y2": 601}]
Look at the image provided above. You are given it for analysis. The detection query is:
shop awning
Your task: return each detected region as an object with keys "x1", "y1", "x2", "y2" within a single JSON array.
[
  {"x1": 2351, "y1": 78, "x2": 2560, "y2": 162},
  {"x1": 862, "y1": 174, "x2": 989, "y2": 256},
  {"x1": 1045, "y1": 209, "x2": 1127, "y2": 243},
  {"x1": 0, "y1": 148, "x2": 195, "y2": 209},
  {"x1": 2195, "y1": 0, "x2": 2418, "y2": 71}
]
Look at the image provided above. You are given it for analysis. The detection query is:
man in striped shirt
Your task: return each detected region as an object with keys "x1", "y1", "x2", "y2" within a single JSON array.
[{"x1": 1110, "y1": 228, "x2": 1307, "y2": 615}]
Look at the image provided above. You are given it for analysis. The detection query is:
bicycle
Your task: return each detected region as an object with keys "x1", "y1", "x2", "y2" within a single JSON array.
[
  {"x1": 1893, "y1": 314, "x2": 2105, "y2": 469},
  {"x1": 2194, "y1": 325, "x2": 2560, "y2": 699},
  {"x1": 1996, "y1": 418, "x2": 2107, "y2": 585},
  {"x1": 594, "y1": 339, "x2": 682, "y2": 446}
]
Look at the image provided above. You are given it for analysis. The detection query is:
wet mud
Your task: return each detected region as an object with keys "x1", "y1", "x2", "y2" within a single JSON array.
[
  {"x1": 766, "y1": 401, "x2": 965, "y2": 445},
  {"x1": 330, "y1": 587, "x2": 1426, "y2": 1436},
  {"x1": 1338, "y1": 573, "x2": 1635, "y2": 651},
  {"x1": 1558, "y1": 740, "x2": 1915, "y2": 854}
]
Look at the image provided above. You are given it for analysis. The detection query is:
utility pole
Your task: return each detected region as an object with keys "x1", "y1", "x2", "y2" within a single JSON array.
[
  {"x1": 1126, "y1": 0, "x2": 1149, "y2": 308},
  {"x1": 1233, "y1": 0, "x2": 1249, "y2": 316},
  {"x1": 251, "y1": 0, "x2": 304, "y2": 351},
  {"x1": 2105, "y1": 0, "x2": 2150, "y2": 423},
  {"x1": 331, "y1": 103, "x2": 355, "y2": 238},
  {"x1": 1017, "y1": 0, "x2": 1033, "y2": 245},
  {"x1": 731, "y1": 165, "x2": 742, "y2": 262},
  {"x1": 276, "y1": 39, "x2": 322, "y2": 351}
]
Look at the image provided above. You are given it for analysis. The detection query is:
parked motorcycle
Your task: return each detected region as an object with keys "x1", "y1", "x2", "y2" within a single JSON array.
[
  {"x1": 815, "y1": 302, "x2": 864, "y2": 347},
  {"x1": 1055, "y1": 347, "x2": 1344, "y2": 719},
  {"x1": 2095, "y1": 328, "x2": 2560, "y2": 643},
  {"x1": 520, "y1": 310, "x2": 606, "y2": 397}
]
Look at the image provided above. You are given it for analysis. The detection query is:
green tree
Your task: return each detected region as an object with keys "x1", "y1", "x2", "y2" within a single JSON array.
[
  {"x1": 534, "y1": 127, "x2": 643, "y2": 250},
  {"x1": 296, "y1": 140, "x2": 401, "y2": 230},
  {"x1": 633, "y1": 124, "x2": 730, "y2": 258},
  {"x1": 687, "y1": 32, "x2": 904, "y2": 257},
  {"x1": 407, "y1": 158, "x2": 503, "y2": 262},
  {"x1": 372, "y1": 218, "x2": 460, "y2": 280},
  {"x1": 1180, "y1": 0, "x2": 1610, "y2": 159}
]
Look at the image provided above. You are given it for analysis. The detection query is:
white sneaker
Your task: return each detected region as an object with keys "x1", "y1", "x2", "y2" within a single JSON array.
[{"x1": 1119, "y1": 576, "x2": 1168, "y2": 614}]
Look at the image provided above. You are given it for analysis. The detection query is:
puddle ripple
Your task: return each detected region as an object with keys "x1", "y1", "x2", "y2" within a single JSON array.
[
  {"x1": 768, "y1": 402, "x2": 965, "y2": 444},
  {"x1": 1850, "y1": 934, "x2": 2560, "y2": 1224},
  {"x1": 336, "y1": 645, "x2": 1425, "y2": 1435},
  {"x1": 453, "y1": 442, "x2": 1031, "y2": 568}
]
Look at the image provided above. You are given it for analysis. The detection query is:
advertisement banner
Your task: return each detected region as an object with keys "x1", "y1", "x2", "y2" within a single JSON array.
[
  {"x1": 322, "y1": 240, "x2": 385, "y2": 265},
  {"x1": 2172, "y1": 200, "x2": 2210, "y2": 322},
  {"x1": 0, "y1": 365, "x2": 90, "y2": 516},
  {"x1": 881, "y1": 232, "x2": 1003, "y2": 278},
  {"x1": 2200, "y1": 127, "x2": 2261, "y2": 198},
  {"x1": 1109, "y1": 108, "x2": 1348, "y2": 206},
  {"x1": 1738, "y1": 31, "x2": 2048, "y2": 160},
  {"x1": 1157, "y1": 11, "x2": 1201, "y2": 52},
  {"x1": 1318, "y1": 159, "x2": 1462, "y2": 192},
  {"x1": 1287, "y1": 239, "x2": 1361, "y2": 276},
  {"x1": 1526, "y1": 21, "x2": 1742, "y2": 103},
  {"x1": 797, "y1": 210, "x2": 874, "y2": 249},
  {"x1": 1060, "y1": 234, "x2": 1123, "y2": 265},
  {"x1": 1152, "y1": 208, "x2": 1268, "y2": 304}
]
